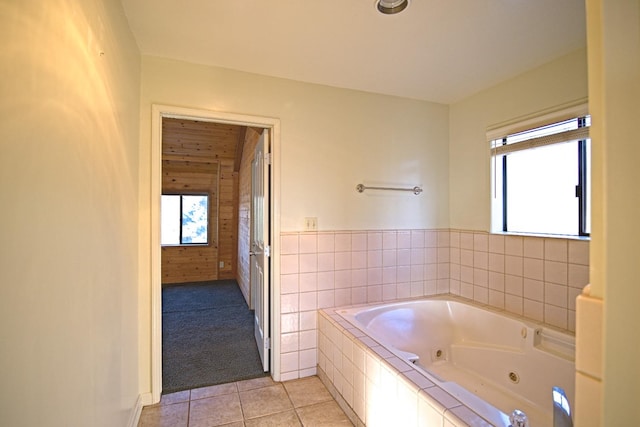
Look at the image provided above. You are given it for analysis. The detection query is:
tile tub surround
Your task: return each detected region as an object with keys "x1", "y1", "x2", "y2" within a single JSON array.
[
  {"x1": 278, "y1": 229, "x2": 588, "y2": 381},
  {"x1": 317, "y1": 307, "x2": 494, "y2": 427},
  {"x1": 279, "y1": 230, "x2": 452, "y2": 381},
  {"x1": 448, "y1": 231, "x2": 589, "y2": 332}
]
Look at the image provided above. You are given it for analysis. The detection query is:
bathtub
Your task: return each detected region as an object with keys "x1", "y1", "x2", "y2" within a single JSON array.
[{"x1": 332, "y1": 297, "x2": 575, "y2": 426}]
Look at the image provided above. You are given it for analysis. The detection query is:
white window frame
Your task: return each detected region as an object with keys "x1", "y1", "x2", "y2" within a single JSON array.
[{"x1": 488, "y1": 100, "x2": 590, "y2": 237}]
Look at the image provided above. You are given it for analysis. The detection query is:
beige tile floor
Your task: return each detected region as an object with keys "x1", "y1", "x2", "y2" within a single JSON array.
[{"x1": 138, "y1": 376, "x2": 353, "y2": 427}]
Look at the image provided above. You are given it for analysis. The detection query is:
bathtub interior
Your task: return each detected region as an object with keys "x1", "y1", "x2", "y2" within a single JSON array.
[{"x1": 341, "y1": 298, "x2": 575, "y2": 426}]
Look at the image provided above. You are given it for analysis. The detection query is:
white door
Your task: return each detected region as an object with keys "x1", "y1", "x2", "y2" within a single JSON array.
[{"x1": 251, "y1": 131, "x2": 270, "y2": 372}]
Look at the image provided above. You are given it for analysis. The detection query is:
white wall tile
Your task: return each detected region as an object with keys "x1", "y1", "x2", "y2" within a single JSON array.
[
  {"x1": 299, "y1": 310, "x2": 317, "y2": 331},
  {"x1": 299, "y1": 253, "x2": 318, "y2": 273},
  {"x1": 318, "y1": 290, "x2": 335, "y2": 308},
  {"x1": 523, "y1": 257, "x2": 544, "y2": 280},
  {"x1": 411, "y1": 230, "x2": 425, "y2": 248},
  {"x1": 545, "y1": 282, "x2": 568, "y2": 307},
  {"x1": 299, "y1": 292, "x2": 317, "y2": 311},
  {"x1": 281, "y1": 254, "x2": 299, "y2": 274},
  {"x1": 368, "y1": 250, "x2": 383, "y2": 267},
  {"x1": 544, "y1": 304, "x2": 567, "y2": 329},
  {"x1": 523, "y1": 299, "x2": 543, "y2": 322},
  {"x1": 351, "y1": 251, "x2": 367, "y2": 269},
  {"x1": 382, "y1": 231, "x2": 397, "y2": 250},
  {"x1": 449, "y1": 231, "x2": 460, "y2": 248},
  {"x1": 569, "y1": 240, "x2": 590, "y2": 265},
  {"x1": 473, "y1": 233, "x2": 489, "y2": 252},
  {"x1": 568, "y1": 263, "x2": 589, "y2": 289},
  {"x1": 281, "y1": 274, "x2": 299, "y2": 294},
  {"x1": 367, "y1": 267, "x2": 383, "y2": 285},
  {"x1": 544, "y1": 238, "x2": 568, "y2": 262},
  {"x1": 299, "y1": 329, "x2": 317, "y2": 350},
  {"x1": 299, "y1": 348, "x2": 317, "y2": 370},
  {"x1": 335, "y1": 233, "x2": 351, "y2": 252},
  {"x1": 397, "y1": 231, "x2": 411, "y2": 249},
  {"x1": 317, "y1": 271, "x2": 335, "y2": 290},
  {"x1": 318, "y1": 233, "x2": 335, "y2": 253},
  {"x1": 281, "y1": 351, "x2": 299, "y2": 372},
  {"x1": 299, "y1": 233, "x2": 318, "y2": 253},
  {"x1": 489, "y1": 290, "x2": 505, "y2": 309},
  {"x1": 367, "y1": 232, "x2": 383, "y2": 250},
  {"x1": 473, "y1": 251, "x2": 488, "y2": 269},
  {"x1": 318, "y1": 252, "x2": 335, "y2": 272},
  {"x1": 473, "y1": 268, "x2": 488, "y2": 287},
  {"x1": 367, "y1": 285, "x2": 382, "y2": 303},
  {"x1": 460, "y1": 232, "x2": 474, "y2": 250},
  {"x1": 544, "y1": 260, "x2": 568, "y2": 285},
  {"x1": 505, "y1": 294, "x2": 523, "y2": 316},
  {"x1": 488, "y1": 234, "x2": 505, "y2": 254},
  {"x1": 281, "y1": 293, "x2": 299, "y2": 313},
  {"x1": 505, "y1": 255, "x2": 523, "y2": 276},
  {"x1": 505, "y1": 235, "x2": 523, "y2": 256},
  {"x1": 488, "y1": 253, "x2": 504, "y2": 273},
  {"x1": 437, "y1": 230, "x2": 450, "y2": 247},
  {"x1": 352, "y1": 233, "x2": 367, "y2": 251},
  {"x1": 281, "y1": 234, "x2": 299, "y2": 254},
  {"x1": 299, "y1": 272, "x2": 317, "y2": 292},
  {"x1": 505, "y1": 274, "x2": 523, "y2": 296},
  {"x1": 281, "y1": 332, "x2": 299, "y2": 353},
  {"x1": 335, "y1": 251, "x2": 351, "y2": 271},
  {"x1": 523, "y1": 237, "x2": 544, "y2": 259},
  {"x1": 281, "y1": 313, "x2": 299, "y2": 333},
  {"x1": 523, "y1": 278, "x2": 544, "y2": 302},
  {"x1": 488, "y1": 271, "x2": 505, "y2": 291},
  {"x1": 382, "y1": 249, "x2": 397, "y2": 267}
]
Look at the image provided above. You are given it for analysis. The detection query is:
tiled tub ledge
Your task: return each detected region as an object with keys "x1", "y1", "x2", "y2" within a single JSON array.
[{"x1": 317, "y1": 303, "x2": 495, "y2": 427}]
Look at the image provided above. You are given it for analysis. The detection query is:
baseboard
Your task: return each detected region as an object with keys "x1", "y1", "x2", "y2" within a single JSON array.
[{"x1": 128, "y1": 393, "x2": 153, "y2": 427}]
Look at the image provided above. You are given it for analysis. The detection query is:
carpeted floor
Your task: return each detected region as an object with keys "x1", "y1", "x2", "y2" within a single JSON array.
[{"x1": 162, "y1": 279, "x2": 268, "y2": 394}]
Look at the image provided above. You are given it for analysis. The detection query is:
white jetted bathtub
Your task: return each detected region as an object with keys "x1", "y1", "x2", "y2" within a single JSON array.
[{"x1": 335, "y1": 298, "x2": 575, "y2": 426}]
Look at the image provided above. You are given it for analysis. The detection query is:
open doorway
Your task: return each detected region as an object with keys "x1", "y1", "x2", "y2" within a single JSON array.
[
  {"x1": 149, "y1": 105, "x2": 280, "y2": 401},
  {"x1": 159, "y1": 118, "x2": 267, "y2": 392}
]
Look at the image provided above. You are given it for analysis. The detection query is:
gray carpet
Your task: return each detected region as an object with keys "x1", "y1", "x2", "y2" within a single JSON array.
[{"x1": 162, "y1": 280, "x2": 268, "y2": 394}]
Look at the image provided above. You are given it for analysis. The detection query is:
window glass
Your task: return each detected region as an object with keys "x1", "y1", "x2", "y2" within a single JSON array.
[
  {"x1": 161, "y1": 194, "x2": 208, "y2": 245},
  {"x1": 505, "y1": 142, "x2": 578, "y2": 235},
  {"x1": 181, "y1": 195, "x2": 208, "y2": 244},
  {"x1": 161, "y1": 195, "x2": 180, "y2": 245}
]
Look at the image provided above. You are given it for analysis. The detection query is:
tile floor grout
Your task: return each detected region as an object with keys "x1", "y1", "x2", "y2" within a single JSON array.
[{"x1": 138, "y1": 375, "x2": 353, "y2": 426}]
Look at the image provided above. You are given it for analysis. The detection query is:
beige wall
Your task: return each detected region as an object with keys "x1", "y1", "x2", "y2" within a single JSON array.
[
  {"x1": 0, "y1": 0, "x2": 141, "y2": 426},
  {"x1": 137, "y1": 56, "x2": 450, "y2": 391},
  {"x1": 582, "y1": 0, "x2": 640, "y2": 424},
  {"x1": 449, "y1": 48, "x2": 588, "y2": 231}
]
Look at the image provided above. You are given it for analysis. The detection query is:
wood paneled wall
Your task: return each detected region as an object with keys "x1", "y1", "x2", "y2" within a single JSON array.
[{"x1": 161, "y1": 118, "x2": 244, "y2": 284}]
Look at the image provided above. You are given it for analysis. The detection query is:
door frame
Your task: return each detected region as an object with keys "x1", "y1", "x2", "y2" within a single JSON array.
[{"x1": 150, "y1": 104, "x2": 281, "y2": 403}]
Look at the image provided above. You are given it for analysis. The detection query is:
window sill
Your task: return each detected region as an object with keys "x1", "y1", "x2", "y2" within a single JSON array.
[{"x1": 490, "y1": 230, "x2": 590, "y2": 241}]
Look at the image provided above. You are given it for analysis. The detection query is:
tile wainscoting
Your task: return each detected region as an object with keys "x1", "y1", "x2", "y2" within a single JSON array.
[{"x1": 278, "y1": 229, "x2": 589, "y2": 382}]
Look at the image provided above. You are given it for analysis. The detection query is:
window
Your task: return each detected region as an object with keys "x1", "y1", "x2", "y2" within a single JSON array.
[
  {"x1": 161, "y1": 194, "x2": 209, "y2": 245},
  {"x1": 490, "y1": 108, "x2": 591, "y2": 237}
]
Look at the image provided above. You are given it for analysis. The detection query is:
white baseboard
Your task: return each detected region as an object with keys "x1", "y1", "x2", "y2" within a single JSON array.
[{"x1": 128, "y1": 393, "x2": 153, "y2": 427}]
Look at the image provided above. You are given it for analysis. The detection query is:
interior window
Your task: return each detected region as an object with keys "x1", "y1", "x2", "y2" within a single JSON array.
[{"x1": 161, "y1": 194, "x2": 209, "y2": 245}]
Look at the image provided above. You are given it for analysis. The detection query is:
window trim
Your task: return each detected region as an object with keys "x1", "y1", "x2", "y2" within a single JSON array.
[
  {"x1": 489, "y1": 100, "x2": 590, "y2": 238},
  {"x1": 161, "y1": 193, "x2": 210, "y2": 246}
]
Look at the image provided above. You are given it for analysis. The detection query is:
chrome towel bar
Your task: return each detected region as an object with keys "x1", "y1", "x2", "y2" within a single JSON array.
[{"x1": 356, "y1": 183, "x2": 423, "y2": 195}]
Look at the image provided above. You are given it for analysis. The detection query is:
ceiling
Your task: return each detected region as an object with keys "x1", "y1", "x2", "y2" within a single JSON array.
[{"x1": 121, "y1": 0, "x2": 586, "y2": 104}]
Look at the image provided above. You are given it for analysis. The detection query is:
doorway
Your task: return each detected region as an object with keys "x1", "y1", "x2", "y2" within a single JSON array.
[{"x1": 149, "y1": 105, "x2": 281, "y2": 402}]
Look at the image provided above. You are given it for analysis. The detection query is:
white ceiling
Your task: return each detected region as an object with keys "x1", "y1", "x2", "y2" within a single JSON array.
[{"x1": 120, "y1": 0, "x2": 586, "y2": 104}]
